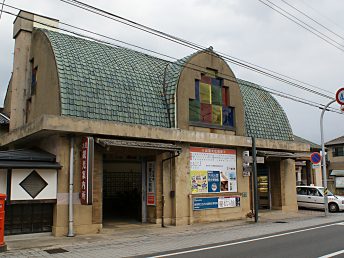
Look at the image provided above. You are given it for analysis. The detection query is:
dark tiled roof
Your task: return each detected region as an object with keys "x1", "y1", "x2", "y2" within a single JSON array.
[
  {"x1": 237, "y1": 79, "x2": 294, "y2": 141},
  {"x1": 325, "y1": 136, "x2": 344, "y2": 146},
  {"x1": 294, "y1": 135, "x2": 321, "y2": 149}
]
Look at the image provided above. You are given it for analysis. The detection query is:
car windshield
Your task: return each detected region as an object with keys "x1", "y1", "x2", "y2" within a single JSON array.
[{"x1": 318, "y1": 188, "x2": 334, "y2": 196}]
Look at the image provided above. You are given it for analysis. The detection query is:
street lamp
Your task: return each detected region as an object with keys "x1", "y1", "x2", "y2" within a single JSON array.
[{"x1": 320, "y1": 87, "x2": 344, "y2": 216}]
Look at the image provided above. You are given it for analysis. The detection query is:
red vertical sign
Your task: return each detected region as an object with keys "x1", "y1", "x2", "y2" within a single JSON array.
[
  {"x1": 146, "y1": 161, "x2": 156, "y2": 206},
  {"x1": 80, "y1": 137, "x2": 94, "y2": 205}
]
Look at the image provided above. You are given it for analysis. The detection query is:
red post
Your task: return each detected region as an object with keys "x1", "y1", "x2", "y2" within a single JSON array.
[{"x1": 0, "y1": 194, "x2": 7, "y2": 252}]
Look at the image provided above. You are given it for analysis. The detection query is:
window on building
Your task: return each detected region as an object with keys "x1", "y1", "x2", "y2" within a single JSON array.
[
  {"x1": 31, "y1": 60, "x2": 37, "y2": 96},
  {"x1": 333, "y1": 146, "x2": 344, "y2": 157},
  {"x1": 189, "y1": 73, "x2": 234, "y2": 128}
]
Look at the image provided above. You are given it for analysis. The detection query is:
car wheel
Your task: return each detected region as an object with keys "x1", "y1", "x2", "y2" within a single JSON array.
[{"x1": 328, "y1": 203, "x2": 339, "y2": 213}]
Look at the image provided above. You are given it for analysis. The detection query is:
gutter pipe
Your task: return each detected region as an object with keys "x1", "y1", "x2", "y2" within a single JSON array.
[{"x1": 67, "y1": 136, "x2": 75, "y2": 237}]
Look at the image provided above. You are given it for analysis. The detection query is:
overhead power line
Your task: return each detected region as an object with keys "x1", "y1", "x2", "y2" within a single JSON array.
[
  {"x1": 0, "y1": 0, "x2": 5, "y2": 20},
  {"x1": 280, "y1": 0, "x2": 344, "y2": 42},
  {"x1": 57, "y1": 0, "x2": 335, "y2": 99},
  {"x1": 299, "y1": 0, "x2": 344, "y2": 34},
  {"x1": 1, "y1": 7, "x2": 342, "y2": 115},
  {"x1": 258, "y1": 0, "x2": 344, "y2": 52}
]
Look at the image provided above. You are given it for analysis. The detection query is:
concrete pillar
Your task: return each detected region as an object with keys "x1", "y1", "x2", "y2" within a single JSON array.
[
  {"x1": 313, "y1": 166, "x2": 322, "y2": 186},
  {"x1": 9, "y1": 11, "x2": 59, "y2": 130},
  {"x1": 10, "y1": 12, "x2": 33, "y2": 130},
  {"x1": 280, "y1": 159, "x2": 298, "y2": 211}
]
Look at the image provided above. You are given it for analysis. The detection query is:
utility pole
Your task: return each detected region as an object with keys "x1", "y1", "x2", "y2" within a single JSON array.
[
  {"x1": 252, "y1": 137, "x2": 258, "y2": 222},
  {"x1": 320, "y1": 99, "x2": 335, "y2": 216}
]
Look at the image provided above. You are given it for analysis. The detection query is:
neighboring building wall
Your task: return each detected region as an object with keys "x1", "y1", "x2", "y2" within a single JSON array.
[
  {"x1": 327, "y1": 144, "x2": 344, "y2": 170},
  {"x1": 327, "y1": 142, "x2": 344, "y2": 194}
]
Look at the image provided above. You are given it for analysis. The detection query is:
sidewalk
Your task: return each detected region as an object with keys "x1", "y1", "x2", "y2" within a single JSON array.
[{"x1": 1, "y1": 210, "x2": 343, "y2": 258}]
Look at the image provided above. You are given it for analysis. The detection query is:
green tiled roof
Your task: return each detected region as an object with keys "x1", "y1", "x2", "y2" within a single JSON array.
[
  {"x1": 42, "y1": 29, "x2": 294, "y2": 141},
  {"x1": 43, "y1": 29, "x2": 172, "y2": 127},
  {"x1": 237, "y1": 79, "x2": 294, "y2": 141}
]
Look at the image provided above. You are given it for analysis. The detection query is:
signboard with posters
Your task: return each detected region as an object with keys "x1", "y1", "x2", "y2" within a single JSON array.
[
  {"x1": 193, "y1": 196, "x2": 240, "y2": 210},
  {"x1": 146, "y1": 161, "x2": 156, "y2": 206},
  {"x1": 190, "y1": 147, "x2": 237, "y2": 194},
  {"x1": 80, "y1": 137, "x2": 94, "y2": 205}
]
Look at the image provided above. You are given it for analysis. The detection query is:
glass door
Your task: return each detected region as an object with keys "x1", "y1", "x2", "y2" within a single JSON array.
[{"x1": 257, "y1": 168, "x2": 271, "y2": 209}]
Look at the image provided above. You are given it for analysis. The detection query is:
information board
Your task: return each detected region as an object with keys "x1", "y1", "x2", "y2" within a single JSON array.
[
  {"x1": 193, "y1": 196, "x2": 240, "y2": 210},
  {"x1": 190, "y1": 147, "x2": 237, "y2": 194}
]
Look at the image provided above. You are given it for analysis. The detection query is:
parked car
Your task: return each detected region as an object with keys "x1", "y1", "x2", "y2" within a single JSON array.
[{"x1": 296, "y1": 185, "x2": 344, "y2": 212}]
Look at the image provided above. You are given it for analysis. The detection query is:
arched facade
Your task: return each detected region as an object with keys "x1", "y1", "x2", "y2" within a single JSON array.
[{"x1": 0, "y1": 12, "x2": 308, "y2": 236}]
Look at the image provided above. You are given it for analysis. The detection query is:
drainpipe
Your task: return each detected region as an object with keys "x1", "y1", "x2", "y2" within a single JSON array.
[
  {"x1": 67, "y1": 136, "x2": 75, "y2": 237},
  {"x1": 161, "y1": 151, "x2": 180, "y2": 227}
]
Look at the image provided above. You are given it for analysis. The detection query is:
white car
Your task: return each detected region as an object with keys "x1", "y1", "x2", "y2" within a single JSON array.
[{"x1": 296, "y1": 186, "x2": 344, "y2": 212}]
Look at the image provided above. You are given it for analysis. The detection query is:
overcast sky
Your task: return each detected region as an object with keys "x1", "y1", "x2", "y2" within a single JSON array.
[{"x1": 0, "y1": 0, "x2": 343, "y2": 143}]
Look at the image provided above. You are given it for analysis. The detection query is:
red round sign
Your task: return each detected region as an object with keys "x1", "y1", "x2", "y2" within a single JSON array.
[
  {"x1": 336, "y1": 88, "x2": 344, "y2": 105},
  {"x1": 310, "y1": 152, "x2": 321, "y2": 164}
]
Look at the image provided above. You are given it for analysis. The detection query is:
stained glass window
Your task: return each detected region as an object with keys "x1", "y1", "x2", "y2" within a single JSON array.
[{"x1": 189, "y1": 73, "x2": 234, "y2": 128}]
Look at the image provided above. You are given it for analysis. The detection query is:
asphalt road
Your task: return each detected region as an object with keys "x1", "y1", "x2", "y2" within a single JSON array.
[{"x1": 147, "y1": 222, "x2": 344, "y2": 258}]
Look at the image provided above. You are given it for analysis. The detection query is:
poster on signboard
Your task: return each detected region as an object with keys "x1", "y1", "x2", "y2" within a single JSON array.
[
  {"x1": 193, "y1": 196, "x2": 240, "y2": 210},
  {"x1": 190, "y1": 147, "x2": 237, "y2": 193},
  {"x1": 191, "y1": 170, "x2": 208, "y2": 194}
]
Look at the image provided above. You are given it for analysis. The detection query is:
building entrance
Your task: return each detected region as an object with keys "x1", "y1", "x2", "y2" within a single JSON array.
[
  {"x1": 103, "y1": 160, "x2": 143, "y2": 222},
  {"x1": 257, "y1": 167, "x2": 271, "y2": 209}
]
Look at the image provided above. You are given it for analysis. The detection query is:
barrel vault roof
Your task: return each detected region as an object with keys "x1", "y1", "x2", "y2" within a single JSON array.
[
  {"x1": 237, "y1": 79, "x2": 294, "y2": 141},
  {"x1": 42, "y1": 29, "x2": 294, "y2": 141}
]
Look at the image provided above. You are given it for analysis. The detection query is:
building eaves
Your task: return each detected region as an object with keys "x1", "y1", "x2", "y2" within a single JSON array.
[
  {"x1": 325, "y1": 136, "x2": 344, "y2": 146},
  {"x1": 294, "y1": 135, "x2": 321, "y2": 150}
]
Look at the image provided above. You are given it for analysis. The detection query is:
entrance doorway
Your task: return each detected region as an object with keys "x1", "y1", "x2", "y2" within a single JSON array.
[
  {"x1": 103, "y1": 160, "x2": 143, "y2": 222},
  {"x1": 257, "y1": 167, "x2": 271, "y2": 209}
]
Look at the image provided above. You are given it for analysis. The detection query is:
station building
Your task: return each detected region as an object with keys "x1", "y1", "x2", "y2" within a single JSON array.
[{"x1": 0, "y1": 11, "x2": 309, "y2": 236}]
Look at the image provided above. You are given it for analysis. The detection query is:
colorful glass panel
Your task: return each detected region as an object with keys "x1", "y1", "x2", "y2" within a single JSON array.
[
  {"x1": 200, "y1": 83, "x2": 211, "y2": 104},
  {"x1": 223, "y1": 106, "x2": 234, "y2": 127},
  {"x1": 201, "y1": 74, "x2": 211, "y2": 84},
  {"x1": 222, "y1": 87, "x2": 229, "y2": 106},
  {"x1": 211, "y1": 84, "x2": 222, "y2": 106},
  {"x1": 189, "y1": 100, "x2": 200, "y2": 122},
  {"x1": 200, "y1": 103, "x2": 212, "y2": 123},
  {"x1": 212, "y1": 105, "x2": 222, "y2": 125},
  {"x1": 195, "y1": 80, "x2": 200, "y2": 101}
]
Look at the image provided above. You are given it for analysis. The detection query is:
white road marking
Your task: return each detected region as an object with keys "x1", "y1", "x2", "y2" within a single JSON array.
[
  {"x1": 318, "y1": 250, "x2": 344, "y2": 258},
  {"x1": 150, "y1": 222, "x2": 344, "y2": 258},
  {"x1": 336, "y1": 222, "x2": 344, "y2": 226}
]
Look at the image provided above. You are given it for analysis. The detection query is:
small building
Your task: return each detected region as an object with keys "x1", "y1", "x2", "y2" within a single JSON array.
[
  {"x1": 0, "y1": 11, "x2": 309, "y2": 236},
  {"x1": 325, "y1": 136, "x2": 344, "y2": 195},
  {"x1": 294, "y1": 135, "x2": 322, "y2": 186}
]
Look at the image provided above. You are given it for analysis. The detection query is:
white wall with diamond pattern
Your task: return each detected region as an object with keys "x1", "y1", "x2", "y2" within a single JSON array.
[{"x1": 11, "y1": 169, "x2": 57, "y2": 200}]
